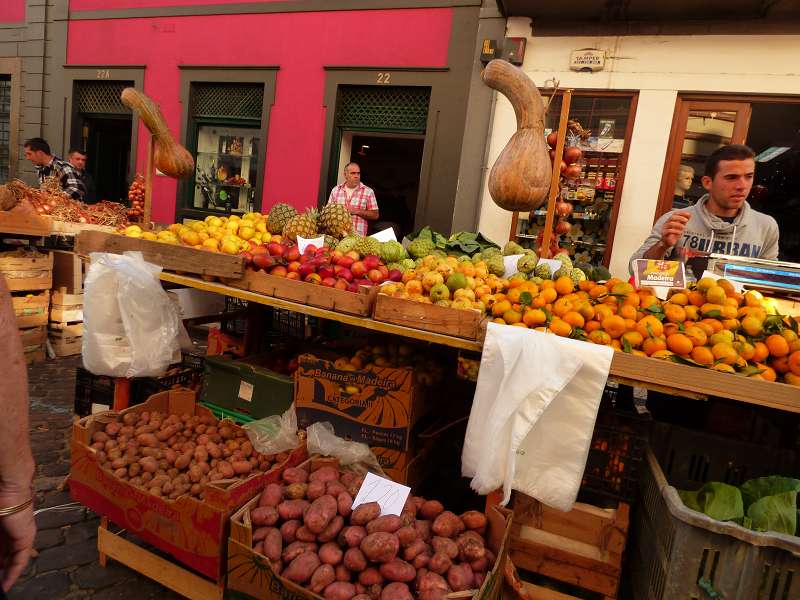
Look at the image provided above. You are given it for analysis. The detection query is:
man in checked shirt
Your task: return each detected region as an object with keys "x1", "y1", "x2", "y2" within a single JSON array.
[
  {"x1": 327, "y1": 162, "x2": 379, "y2": 236},
  {"x1": 23, "y1": 138, "x2": 86, "y2": 201}
]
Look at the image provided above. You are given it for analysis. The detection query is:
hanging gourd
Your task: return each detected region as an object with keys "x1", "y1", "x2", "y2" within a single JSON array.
[{"x1": 482, "y1": 59, "x2": 551, "y2": 212}]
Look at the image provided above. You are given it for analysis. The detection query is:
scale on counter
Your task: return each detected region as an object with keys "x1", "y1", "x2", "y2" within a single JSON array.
[{"x1": 707, "y1": 254, "x2": 800, "y2": 294}]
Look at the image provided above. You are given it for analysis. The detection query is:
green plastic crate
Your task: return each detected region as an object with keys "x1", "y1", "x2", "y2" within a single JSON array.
[
  {"x1": 200, "y1": 353, "x2": 294, "y2": 420},
  {"x1": 199, "y1": 401, "x2": 255, "y2": 424}
]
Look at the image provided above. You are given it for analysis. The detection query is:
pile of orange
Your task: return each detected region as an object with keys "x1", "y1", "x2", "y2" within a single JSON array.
[{"x1": 484, "y1": 275, "x2": 800, "y2": 386}]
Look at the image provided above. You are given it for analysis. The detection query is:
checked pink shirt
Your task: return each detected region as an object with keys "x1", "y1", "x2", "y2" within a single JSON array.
[{"x1": 327, "y1": 182, "x2": 378, "y2": 237}]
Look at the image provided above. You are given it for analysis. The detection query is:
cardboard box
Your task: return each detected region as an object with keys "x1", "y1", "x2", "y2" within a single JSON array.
[
  {"x1": 12, "y1": 290, "x2": 49, "y2": 328},
  {"x1": 69, "y1": 390, "x2": 307, "y2": 580},
  {"x1": 0, "y1": 250, "x2": 53, "y2": 291}
]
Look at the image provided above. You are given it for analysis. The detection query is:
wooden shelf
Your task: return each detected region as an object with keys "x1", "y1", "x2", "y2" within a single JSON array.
[{"x1": 161, "y1": 273, "x2": 800, "y2": 414}]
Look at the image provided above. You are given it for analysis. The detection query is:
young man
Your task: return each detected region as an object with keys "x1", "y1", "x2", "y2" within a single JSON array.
[
  {"x1": 68, "y1": 148, "x2": 96, "y2": 203},
  {"x1": 630, "y1": 144, "x2": 780, "y2": 271},
  {"x1": 327, "y1": 162, "x2": 379, "y2": 236},
  {"x1": 23, "y1": 138, "x2": 86, "y2": 201}
]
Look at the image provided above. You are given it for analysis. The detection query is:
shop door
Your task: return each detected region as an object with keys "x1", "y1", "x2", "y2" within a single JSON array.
[{"x1": 656, "y1": 100, "x2": 751, "y2": 217}]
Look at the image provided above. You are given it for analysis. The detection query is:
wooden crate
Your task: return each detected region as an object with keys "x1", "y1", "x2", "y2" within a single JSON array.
[
  {"x1": 75, "y1": 230, "x2": 245, "y2": 279},
  {"x1": 20, "y1": 325, "x2": 47, "y2": 347},
  {"x1": 52, "y1": 250, "x2": 86, "y2": 293},
  {"x1": 0, "y1": 203, "x2": 51, "y2": 236},
  {"x1": 50, "y1": 288, "x2": 83, "y2": 323},
  {"x1": 0, "y1": 251, "x2": 53, "y2": 291},
  {"x1": 509, "y1": 493, "x2": 630, "y2": 600},
  {"x1": 372, "y1": 293, "x2": 487, "y2": 340},
  {"x1": 49, "y1": 321, "x2": 84, "y2": 336},
  {"x1": 24, "y1": 344, "x2": 46, "y2": 364},
  {"x1": 12, "y1": 290, "x2": 49, "y2": 328},
  {"x1": 50, "y1": 334, "x2": 82, "y2": 357},
  {"x1": 228, "y1": 269, "x2": 379, "y2": 316}
]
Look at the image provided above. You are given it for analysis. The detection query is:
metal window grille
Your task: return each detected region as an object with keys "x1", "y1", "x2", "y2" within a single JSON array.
[
  {"x1": 190, "y1": 83, "x2": 264, "y2": 120},
  {"x1": 75, "y1": 81, "x2": 133, "y2": 115},
  {"x1": 0, "y1": 76, "x2": 9, "y2": 182},
  {"x1": 334, "y1": 85, "x2": 431, "y2": 133}
]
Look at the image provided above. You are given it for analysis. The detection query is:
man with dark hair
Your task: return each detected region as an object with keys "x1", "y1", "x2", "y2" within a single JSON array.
[
  {"x1": 68, "y1": 148, "x2": 96, "y2": 203},
  {"x1": 23, "y1": 138, "x2": 86, "y2": 201},
  {"x1": 630, "y1": 144, "x2": 779, "y2": 270}
]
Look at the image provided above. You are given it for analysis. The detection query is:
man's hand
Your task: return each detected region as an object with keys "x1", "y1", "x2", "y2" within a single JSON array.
[
  {"x1": 660, "y1": 210, "x2": 691, "y2": 248},
  {"x1": 0, "y1": 491, "x2": 35, "y2": 592}
]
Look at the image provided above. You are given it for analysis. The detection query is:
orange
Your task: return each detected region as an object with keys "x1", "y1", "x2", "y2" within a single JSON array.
[
  {"x1": 575, "y1": 301, "x2": 596, "y2": 321},
  {"x1": 706, "y1": 285, "x2": 727, "y2": 305},
  {"x1": 622, "y1": 331, "x2": 644, "y2": 349},
  {"x1": 664, "y1": 303, "x2": 687, "y2": 323},
  {"x1": 721, "y1": 319, "x2": 740, "y2": 331},
  {"x1": 712, "y1": 363, "x2": 736, "y2": 374},
  {"x1": 602, "y1": 315, "x2": 627, "y2": 339},
  {"x1": 651, "y1": 350, "x2": 675, "y2": 360},
  {"x1": 506, "y1": 287, "x2": 523, "y2": 304},
  {"x1": 523, "y1": 308, "x2": 547, "y2": 327},
  {"x1": 696, "y1": 277, "x2": 717, "y2": 292},
  {"x1": 625, "y1": 318, "x2": 638, "y2": 333},
  {"x1": 589, "y1": 285, "x2": 608, "y2": 300},
  {"x1": 595, "y1": 304, "x2": 615, "y2": 322},
  {"x1": 640, "y1": 295, "x2": 660, "y2": 310},
  {"x1": 666, "y1": 333, "x2": 693, "y2": 356},
  {"x1": 503, "y1": 309, "x2": 522, "y2": 325},
  {"x1": 741, "y1": 315, "x2": 763, "y2": 337},
  {"x1": 720, "y1": 305, "x2": 738, "y2": 320},
  {"x1": 548, "y1": 318, "x2": 572, "y2": 337},
  {"x1": 690, "y1": 346, "x2": 715, "y2": 366},
  {"x1": 563, "y1": 311, "x2": 585, "y2": 329},
  {"x1": 618, "y1": 304, "x2": 638, "y2": 321},
  {"x1": 700, "y1": 318, "x2": 724, "y2": 333},
  {"x1": 552, "y1": 297, "x2": 574, "y2": 317},
  {"x1": 717, "y1": 279, "x2": 736, "y2": 297},
  {"x1": 540, "y1": 287, "x2": 558, "y2": 304},
  {"x1": 585, "y1": 320, "x2": 601, "y2": 333},
  {"x1": 765, "y1": 334, "x2": 790, "y2": 358},
  {"x1": 642, "y1": 336, "x2": 667, "y2": 356},
  {"x1": 578, "y1": 280, "x2": 596, "y2": 292},
  {"x1": 492, "y1": 299, "x2": 512, "y2": 317},
  {"x1": 588, "y1": 330, "x2": 611, "y2": 345},
  {"x1": 711, "y1": 342, "x2": 739, "y2": 366},
  {"x1": 782, "y1": 329, "x2": 799, "y2": 344},
  {"x1": 785, "y1": 372, "x2": 800, "y2": 386},
  {"x1": 610, "y1": 339, "x2": 622, "y2": 351},
  {"x1": 637, "y1": 315, "x2": 665, "y2": 339},
  {"x1": 700, "y1": 303, "x2": 725, "y2": 318},
  {"x1": 492, "y1": 317, "x2": 505, "y2": 324},
  {"x1": 623, "y1": 293, "x2": 641, "y2": 308},
  {"x1": 683, "y1": 325, "x2": 708, "y2": 348},
  {"x1": 511, "y1": 322, "x2": 528, "y2": 328},
  {"x1": 663, "y1": 323, "x2": 681, "y2": 337},
  {"x1": 734, "y1": 341, "x2": 755, "y2": 361},
  {"x1": 753, "y1": 363, "x2": 777, "y2": 381},
  {"x1": 669, "y1": 292, "x2": 689, "y2": 306},
  {"x1": 789, "y1": 351, "x2": 800, "y2": 376},
  {"x1": 611, "y1": 282, "x2": 635, "y2": 295},
  {"x1": 752, "y1": 342, "x2": 770, "y2": 363},
  {"x1": 771, "y1": 355, "x2": 790, "y2": 374},
  {"x1": 554, "y1": 276, "x2": 574, "y2": 296},
  {"x1": 744, "y1": 290, "x2": 763, "y2": 307},
  {"x1": 688, "y1": 291, "x2": 706, "y2": 307}
]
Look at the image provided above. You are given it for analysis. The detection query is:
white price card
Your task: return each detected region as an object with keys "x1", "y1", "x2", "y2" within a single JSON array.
[
  {"x1": 297, "y1": 236, "x2": 325, "y2": 254},
  {"x1": 351, "y1": 472, "x2": 410, "y2": 517},
  {"x1": 370, "y1": 227, "x2": 397, "y2": 242},
  {"x1": 503, "y1": 254, "x2": 524, "y2": 277},
  {"x1": 238, "y1": 380, "x2": 254, "y2": 402}
]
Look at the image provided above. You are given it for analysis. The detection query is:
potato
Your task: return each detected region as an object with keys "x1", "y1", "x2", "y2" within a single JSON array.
[
  {"x1": 122, "y1": 413, "x2": 138, "y2": 426},
  {"x1": 474, "y1": 573, "x2": 486, "y2": 588},
  {"x1": 461, "y1": 510, "x2": 487, "y2": 532},
  {"x1": 414, "y1": 520, "x2": 432, "y2": 542},
  {"x1": 402, "y1": 540, "x2": 428, "y2": 562},
  {"x1": 282, "y1": 467, "x2": 309, "y2": 484},
  {"x1": 339, "y1": 526, "x2": 367, "y2": 548},
  {"x1": 318, "y1": 515, "x2": 345, "y2": 543},
  {"x1": 128, "y1": 463, "x2": 141, "y2": 477},
  {"x1": 431, "y1": 538, "x2": 458, "y2": 560},
  {"x1": 379, "y1": 559, "x2": 415, "y2": 583},
  {"x1": 252, "y1": 506, "x2": 280, "y2": 527},
  {"x1": 447, "y1": 564, "x2": 474, "y2": 592},
  {"x1": 231, "y1": 461, "x2": 252, "y2": 475},
  {"x1": 428, "y1": 553, "x2": 451, "y2": 575},
  {"x1": 139, "y1": 456, "x2": 158, "y2": 473},
  {"x1": 470, "y1": 555, "x2": 490, "y2": 573},
  {"x1": 284, "y1": 552, "x2": 321, "y2": 584},
  {"x1": 367, "y1": 585, "x2": 383, "y2": 600},
  {"x1": 360, "y1": 532, "x2": 400, "y2": 564},
  {"x1": 306, "y1": 480, "x2": 327, "y2": 500},
  {"x1": 396, "y1": 526, "x2": 416, "y2": 547},
  {"x1": 351, "y1": 502, "x2": 380, "y2": 526},
  {"x1": 306, "y1": 495, "x2": 338, "y2": 534},
  {"x1": 296, "y1": 525, "x2": 317, "y2": 543},
  {"x1": 432, "y1": 512, "x2": 464, "y2": 539},
  {"x1": 457, "y1": 532, "x2": 485, "y2": 562},
  {"x1": 343, "y1": 547, "x2": 368, "y2": 572},
  {"x1": 335, "y1": 564, "x2": 352, "y2": 582},
  {"x1": 380, "y1": 582, "x2": 412, "y2": 600},
  {"x1": 280, "y1": 519, "x2": 302, "y2": 544},
  {"x1": 358, "y1": 568, "x2": 384, "y2": 587},
  {"x1": 419, "y1": 500, "x2": 444, "y2": 521},
  {"x1": 263, "y1": 528, "x2": 283, "y2": 562},
  {"x1": 286, "y1": 483, "x2": 308, "y2": 499},
  {"x1": 327, "y1": 481, "x2": 346, "y2": 497},
  {"x1": 174, "y1": 452, "x2": 192, "y2": 470},
  {"x1": 113, "y1": 467, "x2": 128, "y2": 479},
  {"x1": 92, "y1": 431, "x2": 109, "y2": 444},
  {"x1": 276, "y1": 498, "x2": 309, "y2": 521},
  {"x1": 137, "y1": 433, "x2": 159, "y2": 448},
  {"x1": 311, "y1": 564, "x2": 337, "y2": 594},
  {"x1": 324, "y1": 581, "x2": 357, "y2": 600},
  {"x1": 206, "y1": 442, "x2": 222, "y2": 459},
  {"x1": 412, "y1": 553, "x2": 430, "y2": 570},
  {"x1": 367, "y1": 515, "x2": 402, "y2": 535},
  {"x1": 353, "y1": 595, "x2": 372, "y2": 600},
  {"x1": 194, "y1": 446, "x2": 209, "y2": 463},
  {"x1": 346, "y1": 475, "x2": 365, "y2": 497},
  {"x1": 319, "y1": 541, "x2": 344, "y2": 566},
  {"x1": 309, "y1": 466, "x2": 339, "y2": 483},
  {"x1": 105, "y1": 422, "x2": 122, "y2": 437},
  {"x1": 283, "y1": 541, "x2": 318, "y2": 564},
  {"x1": 417, "y1": 572, "x2": 448, "y2": 597},
  {"x1": 259, "y1": 483, "x2": 284, "y2": 508},
  {"x1": 189, "y1": 465, "x2": 204, "y2": 483}
]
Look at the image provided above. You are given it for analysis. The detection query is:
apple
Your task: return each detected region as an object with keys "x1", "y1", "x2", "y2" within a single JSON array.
[
  {"x1": 305, "y1": 273, "x2": 322, "y2": 284},
  {"x1": 368, "y1": 269, "x2": 385, "y2": 284},
  {"x1": 345, "y1": 250, "x2": 360, "y2": 261},
  {"x1": 351, "y1": 261, "x2": 367, "y2": 278},
  {"x1": 286, "y1": 272, "x2": 300, "y2": 280},
  {"x1": 267, "y1": 242, "x2": 284, "y2": 257},
  {"x1": 334, "y1": 278, "x2": 349, "y2": 290},
  {"x1": 321, "y1": 276, "x2": 337, "y2": 287},
  {"x1": 315, "y1": 246, "x2": 327, "y2": 256},
  {"x1": 270, "y1": 266, "x2": 288, "y2": 277},
  {"x1": 355, "y1": 278, "x2": 372, "y2": 287},
  {"x1": 347, "y1": 282, "x2": 360, "y2": 293},
  {"x1": 253, "y1": 253, "x2": 274, "y2": 271},
  {"x1": 304, "y1": 244, "x2": 318, "y2": 255},
  {"x1": 248, "y1": 240, "x2": 260, "y2": 250},
  {"x1": 287, "y1": 260, "x2": 301, "y2": 273},
  {"x1": 330, "y1": 250, "x2": 344, "y2": 262},
  {"x1": 378, "y1": 265, "x2": 389, "y2": 279},
  {"x1": 318, "y1": 266, "x2": 335, "y2": 280},
  {"x1": 240, "y1": 251, "x2": 253, "y2": 266},
  {"x1": 298, "y1": 262, "x2": 316, "y2": 278},
  {"x1": 251, "y1": 245, "x2": 268, "y2": 255},
  {"x1": 363, "y1": 255, "x2": 381, "y2": 270},
  {"x1": 285, "y1": 246, "x2": 301, "y2": 262},
  {"x1": 388, "y1": 269, "x2": 403, "y2": 282},
  {"x1": 336, "y1": 255, "x2": 355, "y2": 269},
  {"x1": 337, "y1": 268, "x2": 354, "y2": 282}
]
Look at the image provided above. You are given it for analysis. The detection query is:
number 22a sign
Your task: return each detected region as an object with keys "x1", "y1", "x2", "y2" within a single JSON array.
[{"x1": 351, "y1": 472, "x2": 410, "y2": 517}]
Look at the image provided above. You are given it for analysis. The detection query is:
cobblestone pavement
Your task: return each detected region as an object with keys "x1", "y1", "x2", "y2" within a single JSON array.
[{"x1": 9, "y1": 357, "x2": 183, "y2": 599}]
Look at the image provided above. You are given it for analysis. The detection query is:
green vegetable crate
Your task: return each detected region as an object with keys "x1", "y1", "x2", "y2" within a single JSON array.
[
  {"x1": 200, "y1": 354, "x2": 294, "y2": 420},
  {"x1": 630, "y1": 422, "x2": 800, "y2": 600}
]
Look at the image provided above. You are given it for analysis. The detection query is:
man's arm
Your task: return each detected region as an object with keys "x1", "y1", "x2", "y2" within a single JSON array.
[
  {"x1": 60, "y1": 163, "x2": 87, "y2": 201},
  {"x1": 351, "y1": 189, "x2": 379, "y2": 221}
]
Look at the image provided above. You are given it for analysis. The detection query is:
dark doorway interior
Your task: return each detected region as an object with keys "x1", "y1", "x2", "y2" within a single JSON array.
[
  {"x1": 350, "y1": 135, "x2": 424, "y2": 239},
  {"x1": 75, "y1": 115, "x2": 132, "y2": 203}
]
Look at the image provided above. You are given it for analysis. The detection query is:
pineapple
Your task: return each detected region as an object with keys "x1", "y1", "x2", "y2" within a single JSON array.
[
  {"x1": 282, "y1": 208, "x2": 318, "y2": 242},
  {"x1": 267, "y1": 203, "x2": 297, "y2": 234},
  {"x1": 318, "y1": 202, "x2": 353, "y2": 238},
  {"x1": 323, "y1": 234, "x2": 339, "y2": 249}
]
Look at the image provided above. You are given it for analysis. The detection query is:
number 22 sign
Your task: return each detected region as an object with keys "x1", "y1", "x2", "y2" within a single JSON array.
[{"x1": 351, "y1": 472, "x2": 411, "y2": 517}]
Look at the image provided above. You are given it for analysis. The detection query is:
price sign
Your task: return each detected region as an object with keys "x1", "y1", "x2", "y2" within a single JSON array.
[
  {"x1": 298, "y1": 236, "x2": 325, "y2": 254},
  {"x1": 351, "y1": 472, "x2": 410, "y2": 517},
  {"x1": 633, "y1": 259, "x2": 686, "y2": 289},
  {"x1": 370, "y1": 227, "x2": 397, "y2": 242}
]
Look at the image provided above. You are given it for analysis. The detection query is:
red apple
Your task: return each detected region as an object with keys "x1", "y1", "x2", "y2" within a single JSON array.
[
  {"x1": 378, "y1": 265, "x2": 389, "y2": 279},
  {"x1": 251, "y1": 245, "x2": 268, "y2": 255},
  {"x1": 304, "y1": 244, "x2": 318, "y2": 255},
  {"x1": 287, "y1": 260, "x2": 301, "y2": 273},
  {"x1": 336, "y1": 255, "x2": 355, "y2": 269},
  {"x1": 334, "y1": 278, "x2": 349, "y2": 290},
  {"x1": 270, "y1": 266, "x2": 288, "y2": 277},
  {"x1": 318, "y1": 266, "x2": 335, "y2": 280},
  {"x1": 267, "y1": 242, "x2": 284, "y2": 257},
  {"x1": 345, "y1": 250, "x2": 360, "y2": 261},
  {"x1": 253, "y1": 253, "x2": 274, "y2": 271},
  {"x1": 298, "y1": 262, "x2": 316, "y2": 278},
  {"x1": 388, "y1": 269, "x2": 402, "y2": 282},
  {"x1": 363, "y1": 255, "x2": 381, "y2": 270},
  {"x1": 330, "y1": 250, "x2": 344, "y2": 262},
  {"x1": 321, "y1": 276, "x2": 337, "y2": 287},
  {"x1": 367, "y1": 269, "x2": 385, "y2": 284},
  {"x1": 286, "y1": 272, "x2": 300, "y2": 280},
  {"x1": 347, "y1": 282, "x2": 360, "y2": 293},
  {"x1": 356, "y1": 278, "x2": 372, "y2": 287},
  {"x1": 240, "y1": 251, "x2": 253, "y2": 266},
  {"x1": 351, "y1": 261, "x2": 367, "y2": 278},
  {"x1": 285, "y1": 246, "x2": 301, "y2": 262},
  {"x1": 339, "y1": 268, "x2": 354, "y2": 282},
  {"x1": 248, "y1": 240, "x2": 260, "y2": 250},
  {"x1": 305, "y1": 273, "x2": 322, "y2": 284}
]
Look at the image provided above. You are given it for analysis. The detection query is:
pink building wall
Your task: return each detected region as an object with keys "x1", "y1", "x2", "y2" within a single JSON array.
[
  {"x1": 66, "y1": 9, "x2": 452, "y2": 223},
  {"x1": 71, "y1": 0, "x2": 286, "y2": 9},
  {"x1": 0, "y1": 0, "x2": 25, "y2": 23}
]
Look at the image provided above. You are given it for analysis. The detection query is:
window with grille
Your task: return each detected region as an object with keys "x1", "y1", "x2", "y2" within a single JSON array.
[
  {"x1": 75, "y1": 81, "x2": 133, "y2": 115},
  {"x1": 334, "y1": 85, "x2": 431, "y2": 133},
  {"x1": 0, "y1": 76, "x2": 10, "y2": 182},
  {"x1": 189, "y1": 83, "x2": 264, "y2": 120}
]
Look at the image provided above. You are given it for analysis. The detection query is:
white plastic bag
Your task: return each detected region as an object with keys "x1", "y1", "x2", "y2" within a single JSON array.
[
  {"x1": 243, "y1": 407, "x2": 302, "y2": 455},
  {"x1": 307, "y1": 421, "x2": 382, "y2": 473},
  {"x1": 82, "y1": 251, "x2": 181, "y2": 377}
]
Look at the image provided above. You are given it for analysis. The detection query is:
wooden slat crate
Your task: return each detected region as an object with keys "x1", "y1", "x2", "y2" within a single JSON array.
[
  {"x1": 52, "y1": 250, "x2": 86, "y2": 293},
  {"x1": 50, "y1": 288, "x2": 83, "y2": 323},
  {"x1": 372, "y1": 293, "x2": 488, "y2": 340},
  {"x1": 49, "y1": 322, "x2": 84, "y2": 336},
  {"x1": 50, "y1": 334, "x2": 82, "y2": 357},
  {"x1": 509, "y1": 493, "x2": 630, "y2": 600},
  {"x1": 12, "y1": 290, "x2": 49, "y2": 328},
  {"x1": 20, "y1": 326, "x2": 47, "y2": 347},
  {"x1": 0, "y1": 251, "x2": 53, "y2": 291},
  {"x1": 24, "y1": 344, "x2": 46, "y2": 364}
]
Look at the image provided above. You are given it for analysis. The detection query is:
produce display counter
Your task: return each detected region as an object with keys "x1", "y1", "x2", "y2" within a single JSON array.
[{"x1": 160, "y1": 272, "x2": 800, "y2": 414}]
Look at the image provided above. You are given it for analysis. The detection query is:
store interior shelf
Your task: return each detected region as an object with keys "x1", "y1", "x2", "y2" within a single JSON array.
[
  {"x1": 160, "y1": 272, "x2": 800, "y2": 413},
  {"x1": 196, "y1": 151, "x2": 256, "y2": 159}
]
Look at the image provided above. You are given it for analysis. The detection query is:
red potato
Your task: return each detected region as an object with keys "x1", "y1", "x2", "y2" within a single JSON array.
[
  {"x1": 358, "y1": 568, "x2": 384, "y2": 587},
  {"x1": 174, "y1": 452, "x2": 192, "y2": 470},
  {"x1": 431, "y1": 537, "x2": 459, "y2": 560},
  {"x1": 367, "y1": 584, "x2": 383, "y2": 600},
  {"x1": 318, "y1": 515, "x2": 345, "y2": 543},
  {"x1": 339, "y1": 526, "x2": 367, "y2": 548},
  {"x1": 260, "y1": 483, "x2": 284, "y2": 508},
  {"x1": 460, "y1": 510, "x2": 487, "y2": 532},
  {"x1": 380, "y1": 582, "x2": 413, "y2": 600},
  {"x1": 105, "y1": 422, "x2": 122, "y2": 437},
  {"x1": 351, "y1": 502, "x2": 381, "y2": 526},
  {"x1": 335, "y1": 564, "x2": 353, "y2": 582},
  {"x1": 139, "y1": 456, "x2": 158, "y2": 473},
  {"x1": 309, "y1": 466, "x2": 339, "y2": 483},
  {"x1": 306, "y1": 495, "x2": 338, "y2": 533},
  {"x1": 327, "y1": 481, "x2": 346, "y2": 497},
  {"x1": 343, "y1": 547, "x2": 368, "y2": 572},
  {"x1": 252, "y1": 527, "x2": 273, "y2": 542},
  {"x1": 263, "y1": 529, "x2": 283, "y2": 562},
  {"x1": 251, "y1": 506, "x2": 280, "y2": 527},
  {"x1": 338, "y1": 492, "x2": 354, "y2": 518},
  {"x1": 367, "y1": 515, "x2": 402, "y2": 535},
  {"x1": 231, "y1": 461, "x2": 252, "y2": 475},
  {"x1": 324, "y1": 582, "x2": 357, "y2": 600},
  {"x1": 319, "y1": 541, "x2": 344, "y2": 566},
  {"x1": 412, "y1": 553, "x2": 430, "y2": 569},
  {"x1": 474, "y1": 573, "x2": 486, "y2": 588},
  {"x1": 360, "y1": 532, "x2": 400, "y2": 563},
  {"x1": 253, "y1": 541, "x2": 264, "y2": 556},
  {"x1": 446, "y1": 564, "x2": 473, "y2": 592},
  {"x1": 296, "y1": 525, "x2": 317, "y2": 542},
  {"x1": 396, "y1": 526, "x2": 417, "y2": 547},
  {"x1": 428, "y1": 553, "x2": 452, "y2": 575},
  {"x1": 283, "y1": 467, "x2": 309, "y2": 484},
  {"x1": 284, "y1": 552, "x2": 321, "y2": 584},
  {"x1": 432, "y1": 512, "x2": 464, "y2": 539},
  {"x1": 353, "y1": 595, "x2": 372, "y2": 600},
  {"x1": 340, "y1": 472, "x2": 356, "y2": 487},
  {"x1": 307, "y1": 480, "x2": 327, "y2": 500},
  {"x1": 419, "y1": 500, "x2": 444, "y2": 520},
  {"x1": 379, "y1": 559, "x2": 415, "y2": 583},
  {"x1": 278, "y1": 499, "x2": 310, "y2": 521},
  {"x1": 418, "y1": 572, "x2": 449, "y2": 594},
  {"x1": 92, "y1": 431, "x2": 109, "y2": 444},
  {"x1": 280, "y1": 520, "x2": 301, "y2": 544},
  {"x1": 283, "y1": 541, "x2": 318, "y2": 563},
  {"x1": 194, "y1": 446, "x2": 209, "y2": 463},
  {"x1": 136, "y1": 433, "x2": 159, "y2": 448},
  {"x1": 470, "y1": 555, "x2": 490, "y2": 573},
  {"x1": 402, "y1": 540, "x2": 428, "y2": 561},
  {"x1": 311, "y1": 564, "x2": 337, "y2": 593},
  {"x1": 457, "y1": 533, "x2": 485, "y2": 562},
  {"x1": 414, "y1": 520, "x2": 432, "y2": 542},
  {"x1": 346, "y1": 475, "x2": 365, "y2": 497}
]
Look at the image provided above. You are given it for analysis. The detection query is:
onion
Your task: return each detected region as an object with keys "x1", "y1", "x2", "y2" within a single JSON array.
[
  {"x1": 35, "y1": 207, "x2": 44, "y2": 214},
  {"x1": 549, "y1": 149, "x2": 555, "y2": 161},
  {"x1": 555, "y1": 201, "x2": 573, "y2": 217},
  {"x1": 555, "y1": 219, "x2": 572, "y2": 234},
  {"x1": 564, "y1": 146, "x2": 583, "y2": 164},
  {"x1": 563, "y1": 164, "x2": 581, "y2": 180},
  {"x1": 559, "y1": 161, "x2": 567, "y2": 174},
  {"x1": 546, "y1": 131, "x2": 559, "y2": 148}
]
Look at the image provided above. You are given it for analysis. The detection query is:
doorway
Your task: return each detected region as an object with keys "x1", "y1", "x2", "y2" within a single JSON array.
[{"x1": 79, "y1": 116, "x2": 132, "y2": 203}]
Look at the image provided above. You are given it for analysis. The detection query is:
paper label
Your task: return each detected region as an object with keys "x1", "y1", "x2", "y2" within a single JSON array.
[
  {"x1": 297, "y1": 236, "x2": 325, "y2": 254},
  {"x1": 633, "y1": 259, "x2": 686, "y2": 289},
  {"x1": 503, "y1": 254, "x2": 524, "y2": 277},
  {"x1": 238, "y1": 380, "x2": 254, "y2": 403},
  {"x1": 351, "y1": 472, "x2": 410, "y2": 517},
  {"x1": 91, "y1": 403, "x2": 110, "y2": 415},
  {"x1": 370, "y1": 228, "x2": 397, "y2": 242}
]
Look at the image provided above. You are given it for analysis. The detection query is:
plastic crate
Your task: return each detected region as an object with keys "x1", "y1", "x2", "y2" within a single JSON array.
[
  {"x1": 131, "y1": 368, "x2": 202, "y2": 406},
  {"x1": 630, "y1": 426, "x2": 800, "y2": 600},
  {"x1": 222, "y1": 296, "x2": 249, "y2": 336},
  {"x1": 271, "y1": 308, "x2": 310, "y2": 339},
  {"x1": 199, "y1": 400, "x2": 255, "y2": 424},
  {"x1": 74, "y1": 367, "x2": 115, "y2": 417}
]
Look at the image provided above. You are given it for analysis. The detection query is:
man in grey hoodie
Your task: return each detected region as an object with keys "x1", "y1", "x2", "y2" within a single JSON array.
[{"x1": 630, "y1": 144, "x2": 780, "y2": 273}]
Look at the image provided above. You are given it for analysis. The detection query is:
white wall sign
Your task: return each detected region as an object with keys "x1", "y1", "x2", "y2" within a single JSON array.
[{"x1": 569, "y1": 49, "x2": 605, "y2": 72}]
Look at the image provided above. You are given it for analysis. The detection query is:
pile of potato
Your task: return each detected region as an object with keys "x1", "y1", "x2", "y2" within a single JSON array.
[
  {"x1": 89, "y1": 410, "x2": 286, "y2": 500},
  {"x1": 250, "y1": 464, "x2": 494, "y2": 600}
]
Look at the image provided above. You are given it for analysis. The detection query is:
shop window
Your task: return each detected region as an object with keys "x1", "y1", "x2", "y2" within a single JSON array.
[{"x1": 0, "y1": 75, "x2": 10, "y2": 182}]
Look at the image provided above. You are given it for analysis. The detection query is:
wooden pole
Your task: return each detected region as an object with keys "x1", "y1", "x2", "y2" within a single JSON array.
[
  {"x1": 143, "y1": 135, "x2": 156, "y2": 226},
  {"x1": 540, "y1": 89, "x2": 572, "y2": 259}
]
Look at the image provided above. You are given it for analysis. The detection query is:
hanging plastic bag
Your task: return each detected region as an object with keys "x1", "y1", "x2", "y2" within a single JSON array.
[
  {"x1": 306, "y1": 421, "x2": 382, "y2": 474},
  {"x1": 82, "y1": 251, "x2": 181, "y2": 377},
  {"x1": 243, "y1": 407, "x2": 302, "y2": 455}
]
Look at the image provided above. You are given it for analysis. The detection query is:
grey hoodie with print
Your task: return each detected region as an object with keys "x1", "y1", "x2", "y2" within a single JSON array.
[{"x1": 630, "y1": 194, "x2": 780, "y2": 272}]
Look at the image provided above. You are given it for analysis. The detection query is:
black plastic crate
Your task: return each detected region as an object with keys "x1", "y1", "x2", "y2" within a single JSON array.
[
  {"x1": 181, "y1": 350, "x2": 206, "y2": 371},
  {"x1": 222, "y1": 296, "x2": 249, "y2": 336},
  {"x1": 580, "y1": 384, "x2": 650, "y2": 505},
  {"x1": 271, "y1": 308, "x2": 310, "y2": 339},
  {"x1": 74, "y1": 367, "x2": 115, "y2": 417},
  {"x1": 131, "y1": 367, "x2": 202, "y2": 405}
]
